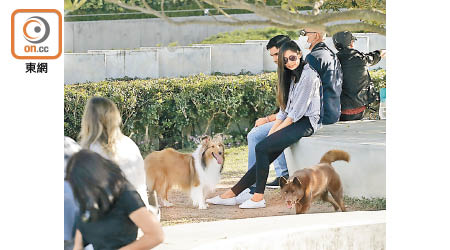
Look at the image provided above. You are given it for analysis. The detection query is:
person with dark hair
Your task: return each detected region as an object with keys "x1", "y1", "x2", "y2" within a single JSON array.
[
  {"x1": 266, "y1": 35, "x2": 291, "y2": 65},
  {"x1": 66, "y1": 150, "x2": 164, "y2": 250},
  {"x1": 207, "y1": 41, "x2": 321, "y2": 209},
  {"x1": 332, "y1": 31, "x2": 386, "y2": 121},
  {"x1": 232, "y1": 35, "x2": 292, "y2": 204},
  {"x1": 234, "y1": 35, "x2": 292, "y2": 200},
  {"x1": 299, "y1": 28, "x2": 343, "y2": 125}
]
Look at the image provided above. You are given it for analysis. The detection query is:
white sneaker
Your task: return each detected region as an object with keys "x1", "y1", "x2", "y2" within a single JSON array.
[
  {"x1": 239, "y1": 198, "x2": 266, "y2": 209},
  {"x1": 235, "y1": 188, "x2": 252, "y2": 205},
  {"x1": 206, "y1": 195, "x2": 237, "y2": 206}
]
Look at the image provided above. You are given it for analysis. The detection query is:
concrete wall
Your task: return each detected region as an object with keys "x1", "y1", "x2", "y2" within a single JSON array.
[
  {"x1": 64, "y1": 34, "x2": 385, "y2": 84},
  {"x1": 245, "y1": 40, "x2": 277, "y2": 72},
  {"x1": 65, "y1": 14, "x2": 268, "y2": 53},
  {"x1": 150, "y1": 46, "x2": 211, "y2": 78},
  {"x1": 195, "y1": 43, "x2": 263, "y2": 74},
  {"x1": 124, "y1": 50, "x2": 159, "y2": 78},
  {"x1": 64, "y1": 53, "x2": 106, "y2": 84},
  {"x1": 156, "y1": 211, "x2": 386, "y2": 250},
  {"x1": 284, "y1": 120, "x2": 386, "y2": 198}
]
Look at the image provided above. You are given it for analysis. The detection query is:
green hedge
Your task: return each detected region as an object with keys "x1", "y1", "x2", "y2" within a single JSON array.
[
  {"x1": 64, "y1": 70, "x2": 386, "y2": 152},
  {"x1": 64, "y1": 73, "x2": 278, "y2": 152}
]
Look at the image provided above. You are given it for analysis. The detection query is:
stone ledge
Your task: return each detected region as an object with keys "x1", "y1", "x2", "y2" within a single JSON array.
[
  {"x1": 284, "y1": 120, "x2": 386, "y2": 198},
  {"x1": 155, "y1": 210, "x2": 385, "y2": 250}
]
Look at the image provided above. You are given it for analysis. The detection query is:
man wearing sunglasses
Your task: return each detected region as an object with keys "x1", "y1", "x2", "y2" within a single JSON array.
[
  {"x1": 299, "y1": 28, "x2": 343, "y2": 125},
  {"x1": 237, "y1": 35, "x2": 292, "y2": 199}
]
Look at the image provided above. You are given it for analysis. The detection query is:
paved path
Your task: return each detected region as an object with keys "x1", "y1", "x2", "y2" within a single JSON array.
[{"x1": 155, "y1": 210, "x2": 385, "y2": 250}]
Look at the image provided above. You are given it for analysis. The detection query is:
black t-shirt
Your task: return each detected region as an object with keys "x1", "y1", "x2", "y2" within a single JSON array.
[{"x1": 75, "y1": 183, "x2": 145, "y2": 250}]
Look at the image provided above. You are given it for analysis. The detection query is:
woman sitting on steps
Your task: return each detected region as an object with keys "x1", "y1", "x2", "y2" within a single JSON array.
[{"x1": 207, "y1": 41, "x2": 322, "y2": 209}]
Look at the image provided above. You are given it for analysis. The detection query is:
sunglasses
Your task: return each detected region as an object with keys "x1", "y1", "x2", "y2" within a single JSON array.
[
  {"x1": 283, "y1": 55, "x2": 298, "y2": 64},
  {"x1": 299, "y1": 29, "x2": 317, "y2": 36}
]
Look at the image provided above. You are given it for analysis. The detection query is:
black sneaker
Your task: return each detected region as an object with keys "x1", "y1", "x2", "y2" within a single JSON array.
[{"x1": 266, "y1": 175, "x2": 289, "y2": 189}]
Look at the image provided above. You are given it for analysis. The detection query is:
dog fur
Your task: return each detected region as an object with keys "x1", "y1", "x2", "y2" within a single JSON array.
[
  {"x1": 280, "y1": 149, "x2": 350, "y2": 214},
  {"x1": 144, "y1": 135, "x2": 225, "y2": 209}
]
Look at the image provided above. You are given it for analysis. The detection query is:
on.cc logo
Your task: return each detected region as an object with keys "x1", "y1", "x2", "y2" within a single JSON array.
[
  {"x1": 23, "y1": 16, "x2": 50, "y2": 44},
  {"x1": 11, "y1": 9, "x2": 61, "y2": 60}
]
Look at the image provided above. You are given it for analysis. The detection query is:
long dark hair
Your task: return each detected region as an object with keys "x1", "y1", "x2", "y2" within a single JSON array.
[
  {"x1": 65, "y1": 149, "x2": 128, "y2": 222},
  {"x1": 277, "y1": 41, "x2": 306, "y2": 110}
]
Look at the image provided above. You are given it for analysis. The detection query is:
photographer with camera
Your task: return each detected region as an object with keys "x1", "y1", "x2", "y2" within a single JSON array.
[{"x1": 332, "y1": 31, "x2": 386, "y2": 121}]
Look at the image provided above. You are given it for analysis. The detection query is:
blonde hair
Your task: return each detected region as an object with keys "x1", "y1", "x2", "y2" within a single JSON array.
[{"x1": 79, "y1": 97, "x2": 123, "y2": 158}]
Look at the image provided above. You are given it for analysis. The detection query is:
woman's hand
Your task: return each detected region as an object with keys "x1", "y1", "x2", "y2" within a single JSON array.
[
  {"x1": 268, "y1": 118, "x2": 293, "y2": 136},
  {"x1": 255, "y1": 117, "x2": 268, "y2": 127},
  {"x1": 268, "y1": 119, "x2": 283, "y2": 136},
  {"x1": 255, "y1": 114, "x2": 276, "y2": 127}
]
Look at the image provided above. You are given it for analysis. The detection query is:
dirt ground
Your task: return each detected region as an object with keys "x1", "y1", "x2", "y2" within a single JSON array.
[
  {"x1": 158, "y1": 146, "x2": 384, "y2": 226},
  {"x1": 160, "y1": 185, "x2": 365, "y2": 226}
]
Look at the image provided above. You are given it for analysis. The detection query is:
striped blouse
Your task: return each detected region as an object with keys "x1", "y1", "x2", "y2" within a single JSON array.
[{"x1": 276, "y1": 63, "x2": 321, "y2": 132}]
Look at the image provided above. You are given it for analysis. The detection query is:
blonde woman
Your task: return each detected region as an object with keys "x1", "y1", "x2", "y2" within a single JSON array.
[{"x1": 79, "y1": 97, "x2": 159, "y2": 218}]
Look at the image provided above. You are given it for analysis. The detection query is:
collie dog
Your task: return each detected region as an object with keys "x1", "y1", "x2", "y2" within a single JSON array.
[
  {"x1": 144, "y1": 135, "x2": 225, "y2": 209},
  {"x1": 280, "y1": 150, "x2": 349, "y2": 214}
]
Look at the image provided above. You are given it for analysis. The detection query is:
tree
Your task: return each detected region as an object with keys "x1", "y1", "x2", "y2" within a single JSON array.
[
  {"x1": 67, "y1": 0, "x2": 386, "y2": 35},
  {"x1": 64, "y1": 0, "x2": 89, "y2": 14}
]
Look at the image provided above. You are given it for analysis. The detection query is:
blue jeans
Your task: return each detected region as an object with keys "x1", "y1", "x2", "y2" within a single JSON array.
[
  {"x1": 233, "y1": 116, "x2": 313, "y2": 194},
  {"x1": 64, "y1": 181, "x2": 78, "y2": 242},
  {"x1": 247, "y1": 121, "x2": 288, "y2": 177}
]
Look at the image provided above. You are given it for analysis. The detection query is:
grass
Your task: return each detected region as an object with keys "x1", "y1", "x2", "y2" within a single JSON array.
[
  {"x1": 315, "y1": 196, "x2": 386, "y2": 210},
  {"x1": 162, "y1": 217, "x2": 216, "y2": 226},
  {"x1": 343, "y1": 196, "x2": 386, "y2": 210},
  {"x1": 223, "y1": 145, "x2": 386, "y2": 210},
  {"x1": 166, "y1": 144, "x2": 277, "y2": 186},
  {"x1": 221, "y1": 145, "x2": 277, "y2": 185},
  {"x1": 198, "y1": 27, "x2": 299, "y2": 44},
  {"x1": 158, "y1": 144, "x2": 386, "y2": 211}
]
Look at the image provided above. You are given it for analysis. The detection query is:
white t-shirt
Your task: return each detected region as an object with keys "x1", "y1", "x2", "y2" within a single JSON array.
[{"x1": 89, "y1": 135, "x2": 150, "y2": 208}]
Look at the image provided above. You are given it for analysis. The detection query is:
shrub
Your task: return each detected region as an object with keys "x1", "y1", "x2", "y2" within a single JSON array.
[
  {"x1": 365, "y1": 68, "x2": 387, "y2": 119},
  {"x1": 65, "y1": 73, "x2": 278, "y2": 153},
  {"x1": 65, "y1": 70, "x2": 386, "y2": 152}
]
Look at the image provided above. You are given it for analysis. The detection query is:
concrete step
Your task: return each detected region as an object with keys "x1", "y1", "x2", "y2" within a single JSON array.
[
  {"x1": 155, "y1": 210, "x2": 385, "y2": 250},
  {"x1": 284, "y1": 120, "x2": 386, "y2": 198}
]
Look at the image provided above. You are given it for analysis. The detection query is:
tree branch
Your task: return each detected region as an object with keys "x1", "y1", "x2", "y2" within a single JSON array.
[
  {"x1": 193, "y1": 0, "x2": 220, "y2": 22},
  {"x1": 310, "y1": 9, "x2": 385, "y2": 25},
  {"x1": 104, "y1": 0, "x2": 385, "y2": 34},
  {"x1": 325, "y1": 22, "x2": 385, "y2": 35},
  {"x1": 313, "y1": 0, "x2": 324, "y2": 15},
  {"x1": 64, "y1": 0, "x2": 88, "y2": 15}
]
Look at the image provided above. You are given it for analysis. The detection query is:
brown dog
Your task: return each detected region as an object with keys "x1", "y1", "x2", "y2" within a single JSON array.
[
  {"x1": 144, "y1": 135, "x2": 225, "y2": 209},
  {"x1": 280, "y1": 149, "x2": 349, "y2": 214}
]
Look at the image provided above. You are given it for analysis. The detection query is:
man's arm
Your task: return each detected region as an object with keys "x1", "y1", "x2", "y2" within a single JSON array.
[{"x1": 364, "y1": 50, "x2": 384, "y2": 66}]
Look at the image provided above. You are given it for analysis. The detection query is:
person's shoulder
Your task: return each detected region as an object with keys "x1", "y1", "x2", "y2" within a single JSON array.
[
  {"x1": 303, "y1": 64, "x2": 321, "y2": 82},
  {"x1": 118, "y1": 182, "x2": 145, "y2": 212},
  {"x1": 304, "y1": 64, "x2": 319, "y2": 76},
  {"x1": 116, "y1": 135, "x2": 140, "y2": 152},
  {"x1": 89, "y1": 141, "x2": 107, "y2": 156},
  {"x1": 306, "y1": 53, "x2": 319, "y2": 66},
  {"x1": 114, "y1": 135, "x2": 144, "y2": 162}
]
